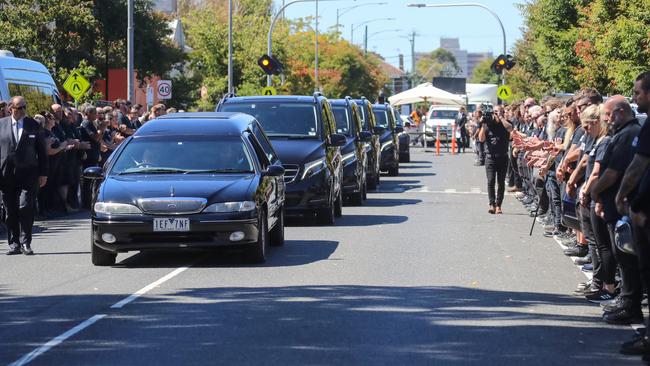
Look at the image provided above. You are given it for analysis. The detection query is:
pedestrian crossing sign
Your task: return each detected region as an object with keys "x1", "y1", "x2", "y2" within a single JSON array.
[
  {"x1": 262, "y1": 86, "x2": 277, "y2": 96},
  {"x1": 497, "y1": 85, "x2": 513, "y2": 101},
  {"x1": 62, "y1": 70, "x2": 91, "y2": 101}
]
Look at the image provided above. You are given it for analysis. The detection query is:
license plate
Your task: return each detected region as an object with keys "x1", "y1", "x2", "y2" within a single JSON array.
[{"x1": 153, "y1": 218, "x2": 190, "y2": 232}]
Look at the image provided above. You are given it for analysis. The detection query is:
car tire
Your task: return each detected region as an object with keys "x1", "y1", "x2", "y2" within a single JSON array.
[
  {"x1": 248, "y1": 212, "x2": 269, "y2": 263},
  {"x1": 388, "y1": 165, "x2": 399, "y2": 176},
  {"x1": 317, "y1": 200, "x2": 336, "y2": 225},
  {"x1": 91, "y1": 235, "x2": 116, "y2": 266},
  {"x1": 362, "y1": 180, "x2": 368, "y2": 200},
  {"x1": 350, "y1": 185, "x2": 363, "y2": 206},
  {"x1": 269, "y1": 207, "x2": 284, "y2": 247},
  {"x1": 334, "y1": 191, "x2": 343, "y2": 217}
]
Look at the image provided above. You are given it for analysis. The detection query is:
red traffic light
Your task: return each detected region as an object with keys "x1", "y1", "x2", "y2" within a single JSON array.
[{"x1": 257, "y1": 54, "x2": 283, "y2": 75}]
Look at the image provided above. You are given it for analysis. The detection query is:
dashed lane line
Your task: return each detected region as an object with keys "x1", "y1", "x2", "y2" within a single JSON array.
[{"x1": 10, "y1": 266, "x2": 191, "y2": 365}]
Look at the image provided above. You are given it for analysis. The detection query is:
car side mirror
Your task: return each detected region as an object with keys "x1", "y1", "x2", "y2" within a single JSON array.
[
  {"x1": 263, "y1": 165, "x2": 285, "y2": 177},
  {"x1": 358, "y1": 131, "x2": 373, "y2": 142},
  {"x1": 373, "y1": 126, "x2": 386, "y2": 135},
  {"x1": 83, "y1": 166, "x2": 104, "y2": 180},
  {"x1": 329, "y1": 133, "x2": 347, "y2": 147},
  {"x1": 394, "y1": 126, "x2": 404, "y2": 133}
]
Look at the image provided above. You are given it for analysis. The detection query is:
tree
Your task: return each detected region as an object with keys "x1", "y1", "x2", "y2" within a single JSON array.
[
  {"x1": 415, "y1": 48, "x2": 460, "y2": 81},
  {"x1": 468, "y1": 58, "x2": 500, "y2": 84}
]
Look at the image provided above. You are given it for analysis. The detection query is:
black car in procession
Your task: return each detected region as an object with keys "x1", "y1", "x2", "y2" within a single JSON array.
[
  {"x1": 372, "y1": 103, "x2": 402, "y2": 176},
  {"x1": 330, "y1": 97, "x2": 374, "y2": 205},
  {"x1": 352, "y1": 98, "x2": 382, "y2": 189},
  {"x1": 218, "y1": 93, "x2": 346, "y2": 225},
  {"x1": 392, "y1": 107, "x2": 411, "y2": 162},
  {"x1": 83, "y1": 113, "x2": 286, "y2": 266}
]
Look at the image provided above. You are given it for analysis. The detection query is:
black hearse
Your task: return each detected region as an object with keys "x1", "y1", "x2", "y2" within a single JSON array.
[
  {"x1": 330, "y1": 97, "x2": 373, "y2": 205},
  {"x1": 218, "y1": 93, "x2": 346, "y2": 225},
  {"x1": 372, "y1": 103, "x2": 402, "y2": 176},
  {"x1": 352, "y1": 98, "x2": 382, "y2": 189},
  {"x1": 83, "y1": 112, "x2": 286, "y2": 265}
]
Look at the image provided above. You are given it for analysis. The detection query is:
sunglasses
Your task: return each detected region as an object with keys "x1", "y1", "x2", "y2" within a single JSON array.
[{"x1": 13, "y1": 105, "x2": 26, "y2": 110}]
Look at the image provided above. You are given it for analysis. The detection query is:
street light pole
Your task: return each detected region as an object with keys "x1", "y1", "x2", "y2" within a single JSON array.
[
  {"x1": 336, "y1": 2, "x2": 388, "y2": 40},
  {"x1": 127, "y1": 0, "x2": 134, "y2": 102},
  {"x1": 267, "y1": 0, "x2": 336, "y2": 87},
  {"x1": 228, "y1": 0, "x2": 233, "y2": 94},
  {"x1": 407, "y1": 2, "x2": 507, "y2": 84},
  {"x1": 351, "y1": 18, "x2": 396, "y2": 46},
  {"x1": 315, "y1": 0, "x2": 319, "y2": 92}
]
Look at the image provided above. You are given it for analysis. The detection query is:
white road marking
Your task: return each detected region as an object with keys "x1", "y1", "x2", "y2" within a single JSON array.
[
  {"x1": 470, "y1": 187, "x2": 482, "y2": 193},
  {"x1": 444, "y1": 188, "x2": 457, "y2": 193},
  {"x1": 111, "y1": 266, "x2": 190, "y2": 309},
  {"x1": 9, "y1": 314, "x2": 107, "y2": 366},
  {"x1": 10, "y1": 266, "x2": 191, "y2": 365}
]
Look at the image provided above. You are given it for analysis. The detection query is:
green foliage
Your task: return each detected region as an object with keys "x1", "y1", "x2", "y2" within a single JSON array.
[
  {"x1": 416, "y1": 48, "x2": 460, "y2": 81},
  {"x1": 469, "y1": 58, "x2": 500, "y2": 84},
  {"x1": 510, "y1": 0, "x2": 650, "y2": 99}
]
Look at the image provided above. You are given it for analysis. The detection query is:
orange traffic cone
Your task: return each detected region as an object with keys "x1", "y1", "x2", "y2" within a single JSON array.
[
  {"x1": 435, "y1": 125, "x2": 440, "y2": 156},
  {"x1": 451, "y1": 124, "x2": 457, "y2": 155}
]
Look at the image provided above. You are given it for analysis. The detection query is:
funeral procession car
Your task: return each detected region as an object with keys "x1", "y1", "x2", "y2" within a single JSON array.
[
  {"x1": 351, "y1": 97, "x2": 382, "y2": 189},
  {"x1": 83, "y1": 112, "x2": 286, "y2": 266},
  {"x1": 330, "y1": 97, "x2": 373, "y2": 205},
  {"x1": 218, "y1": 93, "x2": 346, "y2": 225}
]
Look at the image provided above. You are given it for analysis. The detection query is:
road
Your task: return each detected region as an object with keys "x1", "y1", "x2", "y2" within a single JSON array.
[{"x1": 0, "y1": 147, "x2": 640, "y2": 365}]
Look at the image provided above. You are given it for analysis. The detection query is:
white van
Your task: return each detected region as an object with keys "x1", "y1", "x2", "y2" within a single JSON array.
[
  {"x1": 0, "y1": 50, "x2": 61, "y2": 116},
  {"x1": 424, "y1": 105, "x2": 460, "y2": 144}
]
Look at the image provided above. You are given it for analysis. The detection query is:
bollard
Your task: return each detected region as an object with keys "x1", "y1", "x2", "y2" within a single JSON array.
[
  {"x1": 435, "y1": 125, "x2": 440, "y2": 156},
  {"x1": 451, "y1": 123, "x2": 457, "y2": 155}
]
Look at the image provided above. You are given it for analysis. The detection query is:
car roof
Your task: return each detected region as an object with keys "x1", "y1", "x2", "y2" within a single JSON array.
[
  {"x1": 136, "y1": 112, "x2": 254, "y2": 136},
  {"x1": 223, "y1": 95, "x2": 324, "y2": 104},
  {"x1": 329, "y1": 98, "x2": 356, "y2": 107}
]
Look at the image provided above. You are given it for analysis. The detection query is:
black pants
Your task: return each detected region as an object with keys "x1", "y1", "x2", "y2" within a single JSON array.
[
  {"x1": 476, "y1": 141, "x2": 485, "y2": 164},
  {"x1": 2, "y1": 181, "x2": 38, "y2": 247},
  {"x1": 546, "y1": 176, "x2": 563, "y2": 228},
  {"x1": 459, "y1": 128, "x2": 468, "y2": 152},
  {"x1": 590, "y1": 207, "x2": 616, "y2": 285},
  {"x1": 634, "y1": 223, "x2": 650, "y2": 329},
  {"x1": 608, "y1": 222, "x2": 643, "y2": 310},
  {"x1": 485, "y1": 155, "x2": 508, "y2": 207}
]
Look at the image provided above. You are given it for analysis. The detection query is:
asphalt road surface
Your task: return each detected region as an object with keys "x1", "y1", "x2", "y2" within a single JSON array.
[{"x1": 0, "y1": 147, "x2": 641, "y2": 365}]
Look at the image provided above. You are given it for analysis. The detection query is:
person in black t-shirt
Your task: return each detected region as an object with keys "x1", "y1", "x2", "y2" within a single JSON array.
[
  {"x1": 591, "y1": 95, "x2": 643, "y2": 325},
  {"x1": 479, "y1": 105, "x2": 513, "y2": 214},
  {"x1": 456, "y1": 106, "x2": 468, "y2": 153},
  {"x1": 614, "y1": 72, "x2": 650, "y2": 353}
]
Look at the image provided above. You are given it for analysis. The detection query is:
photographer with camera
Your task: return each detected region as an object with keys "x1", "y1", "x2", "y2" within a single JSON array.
[{"x1": 479, "y1": 105, "x2": 513, "y2": 214}]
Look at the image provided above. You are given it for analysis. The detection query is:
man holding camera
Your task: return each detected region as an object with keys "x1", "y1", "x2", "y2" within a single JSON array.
[{"x1": 479, "y1": 105, "x2": 513, "y2": 214}]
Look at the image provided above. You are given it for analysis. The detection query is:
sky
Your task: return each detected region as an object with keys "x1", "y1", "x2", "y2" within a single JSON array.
[{"x1": 276, "y1": 0, "x2": 525, "y2": 71}]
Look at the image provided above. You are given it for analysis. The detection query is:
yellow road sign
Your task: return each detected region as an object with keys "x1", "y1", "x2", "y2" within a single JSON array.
[
  {"x1": 62, "y1": 71, "x2": 91, "y2": 101},
  {"x1": 497, "y1": 84, "x2": 513, "y2": 101},
  {"x1": 262, "y1": 86, "x2": 277, "y2": 96}
]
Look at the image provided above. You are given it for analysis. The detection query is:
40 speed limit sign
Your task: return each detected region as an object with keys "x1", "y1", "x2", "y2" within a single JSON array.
[{"x1": 157, "y1": 80, "x2": 172, "y2": 100}]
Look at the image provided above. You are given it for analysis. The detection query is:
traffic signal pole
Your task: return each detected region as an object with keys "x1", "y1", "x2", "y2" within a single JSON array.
[{"x1": 407, "y1": 3, "x2": 507, "y2": 85}]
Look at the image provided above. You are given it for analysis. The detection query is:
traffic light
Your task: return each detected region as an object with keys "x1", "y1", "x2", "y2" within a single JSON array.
[
  {"x1": 257, "y1": 54, "x2": 283, "y2": 75},
  {"x1": 490, "y1": 54, "x2": 515, "y2": 75},
  {"x1": 491, "y1": 54, "x2": 508, "y2": 74}
]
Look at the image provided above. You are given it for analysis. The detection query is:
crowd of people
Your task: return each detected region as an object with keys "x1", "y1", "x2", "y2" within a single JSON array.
[
  {"x1": 0, "y1": 98, "x2": 176, "y2": 223},
  {"x1": 466, "y1": 71, "x2": 650, "y2": 358}
]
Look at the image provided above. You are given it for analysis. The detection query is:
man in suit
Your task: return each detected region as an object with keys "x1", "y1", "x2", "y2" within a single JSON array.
[{"x1": 1, "y1": 96, "x2": 48, "y2": 255}]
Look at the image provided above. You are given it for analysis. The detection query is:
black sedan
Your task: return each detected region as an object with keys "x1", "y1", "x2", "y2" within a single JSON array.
[{"x1": 83, "y1": 113, "x2": 286, "y2": 265}]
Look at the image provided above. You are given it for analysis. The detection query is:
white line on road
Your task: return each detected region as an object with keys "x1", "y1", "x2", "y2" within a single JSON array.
[
  {"x1": 9, "y1": 314, "x2": 107, "y2": 366},
  {"x1": 10, "y1": 265, "x2": 191, "y2": 365},
  {"x1": 111, "y1": 266, "x2": 190, "y2": 309}
]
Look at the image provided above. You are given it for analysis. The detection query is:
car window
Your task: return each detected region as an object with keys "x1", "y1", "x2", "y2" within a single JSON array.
[
  {"x1": 429, "y1": 110, "x2": 458, "y2": 119},
  {"x1": 350, "y1": 103, "x2": 362, "y2": 135},
  {"x1": 8, "y1": 83, "x2": 56, "y2": 116},
  {"x1": 372, "y1": 109, "x2": 389, "y2": 128},
  {"x1": 245, "y1": 132, "x2": 270, "y2": 169},
  {"x1": 251, "y1": 123, "x2": 278, "y2": 163},
  {"x1": 110, "y1": 136, "x2": 254, "y2": 174},
  {"x1": 221, "y1": 102, "x2": 319, "y2": 138},
  {"x1": 331, "y1": 105, "x2": 351, "y2": 135}
]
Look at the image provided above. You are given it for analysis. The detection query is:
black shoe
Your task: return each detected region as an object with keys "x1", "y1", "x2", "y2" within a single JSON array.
[
  {"x1": 603, "y1": 307, "x2": 643, "y2": 325},
  {"x1": 620, "y1": 336, "x2": 650, "y2": 355},
  {"x1": 586, "y1": 290, "x2": 617, "y2": 303},
  {"x1": 6, "y1": 245, "x2": 21, "y2": 255},
  {"x1": 20, "y1": 244, "x2": 34, "y2": 256},
  {"x1": 574, "y1": 254, "x2": 592, "y2": 265},
  {"x1": 564, "y1": 245, "x2": 588, "y2": 257},
  {"x1": 602, "y1": 297, "x2": 624, "y2": 312}
]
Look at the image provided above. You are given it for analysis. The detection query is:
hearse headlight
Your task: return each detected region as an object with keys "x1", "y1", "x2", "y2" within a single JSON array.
[
  {"x1": 94, "y1": 202, "x2": 142, "y2": 215},
  {"x1": 203, "y1": 201, "x2": 256, "y2": 213},
  {"x1": 300, "y1": 157, "x2": 326, "y2": 180}
]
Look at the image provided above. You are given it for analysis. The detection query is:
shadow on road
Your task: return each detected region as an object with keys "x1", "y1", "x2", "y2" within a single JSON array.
[
  {"x1": 0, "y1": 286, "x2": 636, "y2": 365},
  {"x1": 113, "y1": 239, "x2": 338, "y2": 269},
  {"x1": 363, "y1": 198, "x2": 422, "y2": 207},
  {"x1": 334, "y1": 214, "x2": 408, "y2": 226}
]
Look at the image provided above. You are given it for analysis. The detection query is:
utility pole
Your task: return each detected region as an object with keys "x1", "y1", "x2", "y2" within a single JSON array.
[
  {"x1": 127, "y1": 0, "x2": 134, "y2": 102},
  {"x1": 315, "y1": 0, "x2": 319, "y2": 92},
  {"x1": 363, "y1": 25, "x2": 368, "y2": 54},
  {"x1": 409, "y1": 31, "x2": 417, "y2": 87}
]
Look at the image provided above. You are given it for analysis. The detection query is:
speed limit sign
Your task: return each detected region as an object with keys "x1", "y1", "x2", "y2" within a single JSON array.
[{"x1": 157, "y1": 80, "x2": 172, "y2": 100}]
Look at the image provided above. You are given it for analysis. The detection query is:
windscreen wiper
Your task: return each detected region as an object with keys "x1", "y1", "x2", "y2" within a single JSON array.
[{"x1": 117, "y1": 167, "x2": 189, "y2": 175}]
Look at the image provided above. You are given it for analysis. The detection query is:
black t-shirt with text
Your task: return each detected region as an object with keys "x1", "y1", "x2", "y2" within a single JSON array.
[{"x1": 483, "y1": 118, "x2": 509, "y2": 158}]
